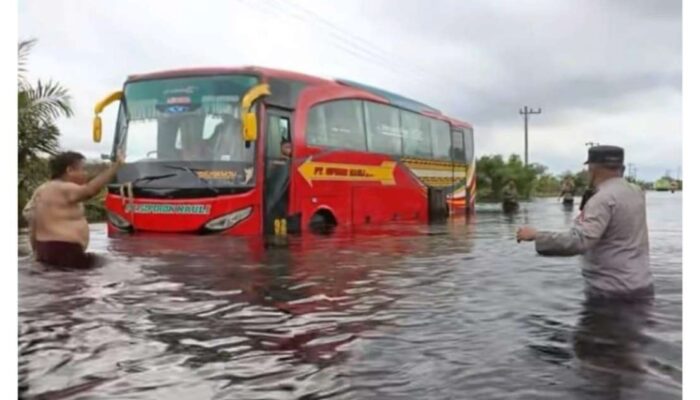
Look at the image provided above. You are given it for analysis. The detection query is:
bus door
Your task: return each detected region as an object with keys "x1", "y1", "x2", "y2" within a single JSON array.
[
  {"x1": 263, "y1": 108, "x2": 293, "y2": 235},
  {"x1": 450, "y1": 128, "x2": 468, "y2": 213}
]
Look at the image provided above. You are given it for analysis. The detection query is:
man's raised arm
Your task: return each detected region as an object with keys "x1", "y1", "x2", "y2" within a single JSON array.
[{"x1": 66, "y1": 152, "x2": 125, "y2": 203}]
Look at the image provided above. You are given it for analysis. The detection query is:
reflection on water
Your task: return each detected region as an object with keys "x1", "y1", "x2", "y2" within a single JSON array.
[{"x1": 18, "y1": 193, "x2": 682, "y2": 399}]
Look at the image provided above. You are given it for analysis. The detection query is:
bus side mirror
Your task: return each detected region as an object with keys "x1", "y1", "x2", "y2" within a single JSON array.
[
  {"x1": 93, "y1": 90, "x2": 123, "y2": 144},
  {"x1": 93, "y1": 116, "x2": 103, "y2": 143},
  {"x1": 240, "y1": 83, "x2": 271, "y2": 142}
]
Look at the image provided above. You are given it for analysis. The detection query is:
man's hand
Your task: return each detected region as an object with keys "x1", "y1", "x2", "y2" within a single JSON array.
[
  {"x1": 114, "y1": 149, "x2": 126, "y2": 166},
  {"x1": 517, "y1": 226, "x2": 538, "y2": 243}
]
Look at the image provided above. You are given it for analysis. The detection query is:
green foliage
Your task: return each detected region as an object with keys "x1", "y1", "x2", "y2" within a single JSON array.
[
  {"x1": 18, "y1": 39, "x2": 82, "y2": 226},
  {"x1": 534, "y1": 173, "x2": 560, "y2": 196},
  {"x1": 475, "y1": 155, "x2": 597, "y2": 201},
  {"x1": 18, "y1": 39, "x2": 73, "y2": 179},
  {"x1": 475, "y1": 154, "x2": 543, "y2": 200},
  {"x1": 572, "y1": 170, "x2": 590, "y2": 192}
]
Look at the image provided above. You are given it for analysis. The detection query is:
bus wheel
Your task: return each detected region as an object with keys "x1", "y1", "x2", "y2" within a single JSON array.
[{"x1": 309, "y1": 210, "x2": 337, "y2": 234}]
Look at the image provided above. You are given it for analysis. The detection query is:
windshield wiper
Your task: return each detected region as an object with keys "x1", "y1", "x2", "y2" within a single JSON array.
[
  {"x1": 162, "y1": 164, "x2": 220, "y2": 194},
  {"x1": 134, "y1": 173, "x2": 178, "y2": 184},
  {"x1": 109, "y1": 173, "x2": 177, "y2": 188}
]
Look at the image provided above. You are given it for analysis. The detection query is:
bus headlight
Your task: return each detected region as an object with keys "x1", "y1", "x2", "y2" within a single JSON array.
[
  {"x1": 204, "y1": 207, "x2": 252, "y2": 232},
  {"x1": 107, "y1": 211, "x2": 131, "y2": 230}
]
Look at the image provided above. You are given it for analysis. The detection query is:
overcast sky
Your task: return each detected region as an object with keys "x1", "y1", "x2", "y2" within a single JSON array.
[{"x1": 18, "y1": 0, "x2": 681, "y2": 180}]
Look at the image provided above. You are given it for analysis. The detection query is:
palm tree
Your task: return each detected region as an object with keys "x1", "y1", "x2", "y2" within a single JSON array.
[{"x1": 17, "y1": 39, "x2": 73, "y2": 184}]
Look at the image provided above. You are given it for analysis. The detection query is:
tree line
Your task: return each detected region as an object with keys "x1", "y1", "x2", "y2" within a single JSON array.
[
  {"x1": 475, "y1": 154, "x2": 679, "y2": 201},
  {"x1": 475, "y1": 154, "x2": 589, "y2": 201},
  {"x1": 18, "y1": 39, "x2": 105, "y2": 226}
]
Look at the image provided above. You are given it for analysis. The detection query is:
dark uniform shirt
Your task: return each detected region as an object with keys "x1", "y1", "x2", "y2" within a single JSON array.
[{"x1": 535, "y1": 177, "x2": 653, "y2": 295}]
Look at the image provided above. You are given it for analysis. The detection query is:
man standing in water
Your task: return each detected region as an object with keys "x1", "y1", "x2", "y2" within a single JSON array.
[
  {"x1": 265, "y1": 138, "x2": 293, "y2": 234},
  {"x1": 22, "y1": 150, "x2": 125, "y2": 268},
  {"x1": 559, "y1": 176, "x2": 575, "y2": 206},
  {"x1": 501, "y1": 179, "x2": 519, "y2": 212},
  {"x1": 516, "y1": 145, "x2": 653, "y2": 298}
]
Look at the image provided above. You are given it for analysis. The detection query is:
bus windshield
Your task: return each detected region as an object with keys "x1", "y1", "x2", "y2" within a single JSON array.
[{"x1": 117, "y1": 75, "x2": 259, "y2": 165}]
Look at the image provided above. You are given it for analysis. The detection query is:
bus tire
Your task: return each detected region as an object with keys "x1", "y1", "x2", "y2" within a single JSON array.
[{"x1": 309, "y1": 210, "x2": 337, "y2": 234}]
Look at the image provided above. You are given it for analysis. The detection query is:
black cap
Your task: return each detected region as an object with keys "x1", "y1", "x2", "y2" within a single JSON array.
[{"x1": 584, "y1": 145, "x2": 624, "y2": 165}]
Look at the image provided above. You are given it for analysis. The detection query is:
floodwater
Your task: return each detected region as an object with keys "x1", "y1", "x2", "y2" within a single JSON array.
[{"x1": 18, "y1": 192, "x2": 682, "y2": 399}]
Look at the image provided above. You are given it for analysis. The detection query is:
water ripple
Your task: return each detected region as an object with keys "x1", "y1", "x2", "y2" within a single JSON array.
[{"x1": 18, "y1": 193, "x2": 682, "y2": 399}]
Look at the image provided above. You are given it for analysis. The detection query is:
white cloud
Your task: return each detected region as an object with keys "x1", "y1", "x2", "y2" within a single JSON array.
[{"x1": 18, "y1": 0, "x2": 681, "y2": 180}]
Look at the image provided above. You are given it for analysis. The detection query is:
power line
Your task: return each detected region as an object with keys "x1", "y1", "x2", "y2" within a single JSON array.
[
  {"x1": 270, "y1": 0, "x2": 456, "y2": 84},
  {"x1": 236, "y1": 0, "x2": 473, "y2": 104},
  {"x1": 240, "y1": 0, "x2": 418, "y2": 79},
  {"x1": 238, "y1": 0, "x2": 386, "y2": 69}
]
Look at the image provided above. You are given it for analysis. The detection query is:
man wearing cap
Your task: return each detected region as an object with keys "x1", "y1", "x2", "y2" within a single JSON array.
[{"x1": 516, "y1": 145, "x2": 654, "y2": 299}]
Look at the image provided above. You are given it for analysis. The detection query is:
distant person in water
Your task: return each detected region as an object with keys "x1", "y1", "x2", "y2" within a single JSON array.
[
  {"x1": 22, "y1": 150, "x2": 125, "y2": 268},
  {"x1": 501, "y1": 179, "x2": 519, "y2": 212},
  {"x1": 560, "y1": 177, "x2": 575, "y2": 205},
  {"x1": 502, "y1": 180, "x2": 518, "y2": 201},
  {"x1": 517, "y1": 145, "x2": 653, "y2": 299}
]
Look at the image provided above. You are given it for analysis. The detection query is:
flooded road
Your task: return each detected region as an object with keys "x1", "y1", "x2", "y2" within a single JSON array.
[{"x1": 18, "y1": 192, "x2": 682, "y2": 399}]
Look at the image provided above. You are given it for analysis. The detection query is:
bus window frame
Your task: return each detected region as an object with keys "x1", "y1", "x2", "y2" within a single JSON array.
[
  {"x1": 363, "y1": 100, "x2": 403, "y2": 156},
  {"x1": 302, "y1": 97, "x2": 461, "y2": 164},
  {"x1": 464, "y1": 127, "x2": 475, "y2": 164},
  {"x1": 399, "y1": 109, "x2": 434, "y2": 159},
  {"x1": 303, "y1": 97, "x2": 370, "y2": 152},
  {"x1": 450, "y1": 128, "x2": 467, "y2": 164}
]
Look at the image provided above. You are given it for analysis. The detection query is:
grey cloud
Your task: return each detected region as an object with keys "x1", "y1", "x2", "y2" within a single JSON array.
[
  {"x1": 19, "y1": 0, "x2": 681, "y2": 180},
  {"x1": 347, "y1": 0, "x2": 681, "y2": 117}
]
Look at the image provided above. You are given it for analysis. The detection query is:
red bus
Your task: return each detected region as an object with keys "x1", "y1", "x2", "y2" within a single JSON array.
[{"x1": 92, "y1": 66, "x2": 476, "y2": 236}]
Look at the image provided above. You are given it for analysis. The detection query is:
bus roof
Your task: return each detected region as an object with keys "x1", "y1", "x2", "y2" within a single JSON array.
[
  {"x1": 335, "y1": 79, "x2": 441, "y2": 115},
  {"x1": 125, "y1": 66, "x2": 471, "y2": 128},
  {"x1": 126, "y1": 66, "x2": 331, "y2": 85}
]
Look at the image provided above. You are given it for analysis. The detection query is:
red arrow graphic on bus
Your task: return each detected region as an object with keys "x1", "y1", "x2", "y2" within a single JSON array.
[{"x1": 297, "y1": 159, "x2": 397, "y2": 187}]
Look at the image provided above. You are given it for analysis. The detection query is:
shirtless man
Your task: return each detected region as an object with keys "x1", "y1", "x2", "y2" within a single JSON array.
[{"x1": 22, "y1": 150, "x2": 125, "y2": 268}]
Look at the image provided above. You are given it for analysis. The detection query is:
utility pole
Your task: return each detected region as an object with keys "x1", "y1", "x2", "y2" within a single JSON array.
[{"x1": 519, "y1": 106, "x2": 541, "y2": 166}]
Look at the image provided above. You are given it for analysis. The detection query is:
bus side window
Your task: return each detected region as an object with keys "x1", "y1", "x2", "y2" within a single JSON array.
[
  {"x1": 431, "y1": 119, "x2": 451, "y2": 161},
  {"x1": 267, "y1": 115, "x2": 290, "y2": 159},
  {"x1": 450, "y1": 130, "x2": 466, "y2": 162},
  {"x1": 465, "y1": 128, "x2": 474, "y2": 163},
  {"x1": 365, "y1": 102, "x2": 401, "y2": 155},
  {"x1": 307, "y1": 106, "x2": 327, "y2": 146},
  {"x1": 401, "y1": 111, "x2": 432, "y2": 158},
  {"x1": 307, "y1": 100, "x2": 365, "y2": 151}
]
